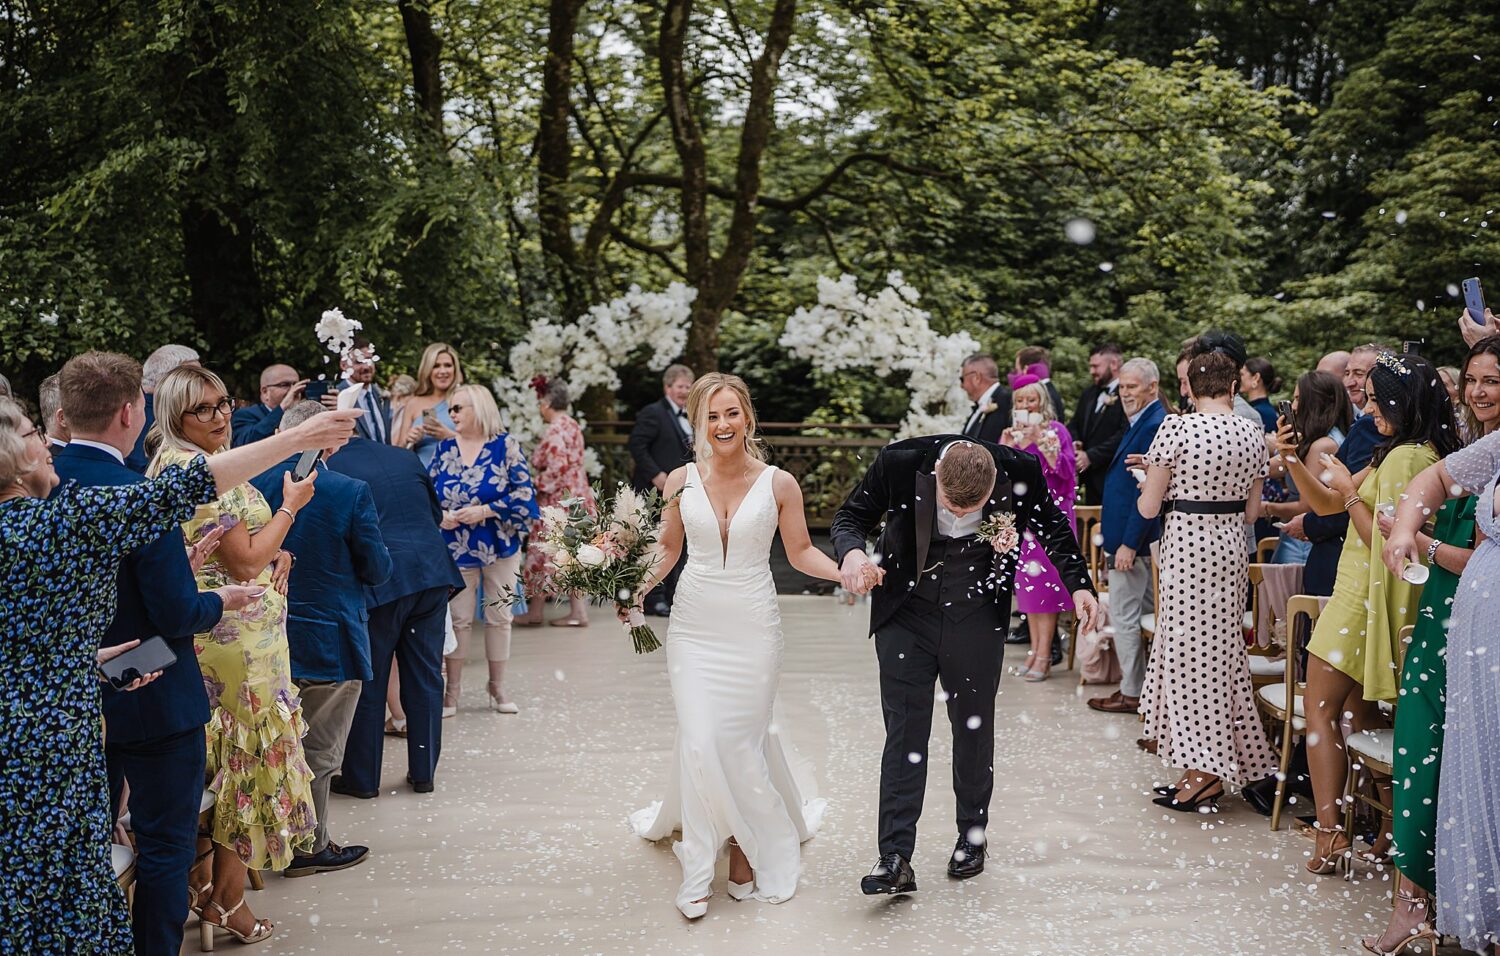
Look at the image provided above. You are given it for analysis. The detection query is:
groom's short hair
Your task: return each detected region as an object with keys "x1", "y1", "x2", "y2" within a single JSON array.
[{"x1": 936, "y1": 442, "x2": 996, "y2": 510}]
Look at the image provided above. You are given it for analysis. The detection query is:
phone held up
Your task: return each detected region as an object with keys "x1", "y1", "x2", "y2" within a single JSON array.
[
  {"x1": 1464, "y1": 276, "x2": 1487, "y2": 326},
  {"x1": 304, "y1": 380, "x2": 331, "y2": 403},
  {"x1": 292, "y1": 449, "x2": 320, "y2": 481},
  {"x1": 1277, "y1": 400, "x2": 1299, "y2": 444},
  {"x1": 97, "y1": 636, "x2": 178, "y2": 690}
]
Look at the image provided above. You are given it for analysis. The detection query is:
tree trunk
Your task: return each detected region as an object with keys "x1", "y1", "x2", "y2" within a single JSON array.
[
  {"x1": 537, "y1": 0, "x2": 591, "y2": 321},
  {"x1": 398, "y1": 0, "x2": 445, "y2": 135},
  {"x1": 181, "y1": 204, "x2": 262, "y2": 379}
]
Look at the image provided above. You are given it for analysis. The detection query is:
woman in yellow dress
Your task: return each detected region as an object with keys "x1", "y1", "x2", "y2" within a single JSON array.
[
  {"x1": 148, "y1": 366, "x2": 319, "y2": 947},
  {"x1": 1277, "y1": 351, "x2": 1461, "y2": 876}
]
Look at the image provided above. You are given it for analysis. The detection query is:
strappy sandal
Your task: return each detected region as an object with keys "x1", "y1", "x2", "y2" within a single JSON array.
[
  {"x1": 1306, "y1": 822, "x2": 1352, "y2": 876},
  {"x1": 199, "y1": 897, "x2": 273, "y2": 950},
  {"x1": 1360, "y1": 887, "x2": 1438, "y2": 954}
]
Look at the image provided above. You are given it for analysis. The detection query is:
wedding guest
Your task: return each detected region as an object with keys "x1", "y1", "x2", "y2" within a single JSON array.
[
  {"x1": 1068, "y1": 343, "x2": 1128, "y2": 505},
  {"x1": 332, "y1": 436, "x2": 464, "y2": 797},
  {"x1": 331, "y1": 336, "x2": 393, "y2": 444},
  {"x1": 1278, "y1": 351, "x2": 1459, "y2": 874},
  {"x1": 1437, "y1": 365, "x2": 1471, "y2": 442},
  {"x1": 999, "y1": 374, "x2": 1076, "y2": 681},
  {"x1": 39, "y1": 373, "x2": 69, "y2": 448},
  {"x1": 959, "y1": 353, "x2": 1010, "y2": 443},
  {"x1": 50, "y1": 352, "x2": 260, "y2": 956},
  {"x1": 1136, "y1": 350, "x2": 1278, "y2": 811},
  {"x1": 126, "y1": 343, "x2": 200, "y2": 472},
  {"x1": 393, "y1": 342, "x2": 463, "y2": 467},
  {"x1": 518, "y1": 378, "x2": 595, "y2": 627},
  {"x1": 628, "y1": 364, "x2": 694, "y2": 615},
  {"x1": 1262, "y1": 371, "x2": 1353, "y2": 566},
  {"x1": 250, "y1": 401, "x2": 391, "y2": 878},
  {"x1": 1014, "y1": 345, "x2": 1067, "y2": 422},
  {"x1": 150, "y1": 365, "x2": 321, "y2": 947},
  {"x1": 1317, "y1": 350, "x2": 1351, "y2": 379},
  {"x1": 1342, "y1": 343, "x2": 1381, "y2": 414},
  {"x1": 0, "y1": 391, "x2": 357, "y2": 954},
  {"x1": 230, "y1": 363, "x2": 307, "y2": 447},
  {"x1": 1086, "y1": 358, "x2": 1166, "y2": 716},
  {"x1": 432, "y1": 384, "x2": 539, "y2": 715},
  {"x1": 1360, "y1": 336, "x2": 1500, "y2": 955},
  {"x1": 387, "y1": 373, "x2": 418, "y2": 427},
  {"x1": 1383, "y1": 405, "x2": 1500, "y2": 956},
  {"x1": 1240, "y1": 357, "x2": 1282, "y2": 432}
]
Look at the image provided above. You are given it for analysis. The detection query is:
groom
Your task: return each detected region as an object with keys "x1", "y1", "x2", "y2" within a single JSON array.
[{"x1": 832, "y1": 437, "x2": 1096, "y2": 894}]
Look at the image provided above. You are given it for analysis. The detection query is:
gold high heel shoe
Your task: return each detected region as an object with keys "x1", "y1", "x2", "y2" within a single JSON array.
[
  {"x1": 198, "y1": 897, "x2": 273, "y2": 950},
  {"x1": 1306, "y1": 822, "x2": 1352, "y2": 876},
  {"x1": 1360, "y1": 887, "x2": 1438, "y2": 954}
]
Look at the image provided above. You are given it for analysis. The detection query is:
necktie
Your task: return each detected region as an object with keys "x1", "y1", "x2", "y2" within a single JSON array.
[{"x1": 365, "y1": 389, "x2": 386, "y2": 443}]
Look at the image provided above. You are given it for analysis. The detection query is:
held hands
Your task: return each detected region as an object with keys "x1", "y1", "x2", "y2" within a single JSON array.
[
  {"x1": 187, "y1": 524, "x2": 226, "y2": 574},
  {"x1": 96, "y1": 641, "x2": 161, "y2": 692},
  {"x1": 214, "y1": 583, "x2": 267, "y2": 612},
  {"x1": 839, "y1": 550, "x2": 885, "y2": 596},
  {"x1": 1072, "y1": 590, "x2": 1100, "y2": 636},
  {"x1": 281, "y1": 467, "x2": 318, "y2": 512}
]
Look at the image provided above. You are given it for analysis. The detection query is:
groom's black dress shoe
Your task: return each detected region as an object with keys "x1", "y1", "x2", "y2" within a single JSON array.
[
  {"x1": 947, "y1": 836, "x2": 986, "y2": 879},
  {"x1": 860, "y1": 853, "x2": 917, "y2": 895}
]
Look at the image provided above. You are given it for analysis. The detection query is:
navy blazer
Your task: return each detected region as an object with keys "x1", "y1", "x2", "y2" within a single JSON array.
[
  {"x1": 1100, "y1": 399, "x2": 1167, "y2": 554},
  {"x1": 326, "y1": 437, "x2": 464, "y2": 606},
  {"x1": 251, "y1": 457, "x2": 392, "y2": 682},
  {"x1": 124, "y1": 393, "x2": 154, "y2": 474},
  {"x1": 51, "y1": 442, "x2": 221, "y2": 742},
  {"x1": 230, "y1": 403, "x2": 283, "y2": 448}
]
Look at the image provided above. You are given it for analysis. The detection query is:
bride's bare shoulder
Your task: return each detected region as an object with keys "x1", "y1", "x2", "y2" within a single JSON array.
[
  {"x1": 664, "y1": 465, "x2": 691, "y2": 492},
  {"x1": 770, "y1": 465, "x2": 803, "y2": 500}
]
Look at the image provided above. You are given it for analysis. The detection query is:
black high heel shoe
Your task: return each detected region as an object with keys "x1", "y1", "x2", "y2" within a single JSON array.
[{"x1": 1152, "y1": 778, "x2": 1224, "y2": 813}]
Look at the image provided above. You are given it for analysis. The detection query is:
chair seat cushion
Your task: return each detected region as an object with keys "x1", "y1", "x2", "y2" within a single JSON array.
[
  {"x1": 1140, "y1": 613, "x2": 1155, "y2": 634},
  {"x1": 1248, "y1": 656, "x2": 1286, "y2": 677},
  {"x1": 1348, "y1": 727, "x2": 1395, "y2": 768},
  {"x1": 1255, "y1": 682, "x2": 1306, "y2": 719},
  {"x1": 111, "y1": 843, "x2": 135, "y2": 879}
]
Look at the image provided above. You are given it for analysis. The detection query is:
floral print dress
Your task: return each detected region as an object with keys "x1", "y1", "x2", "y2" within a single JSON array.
[
  {"x1": 156, "y1": 447, "x2": 317, "y2": 870},
  {"x1": 430, "y1": 433, "x2": 540, "y2": 568},
  {"x1": 0, "y1": 457, "x2": 217, "y2": 954},
  {"x1": 524, "y1": 415, "x2": 595, "y2": 591}
]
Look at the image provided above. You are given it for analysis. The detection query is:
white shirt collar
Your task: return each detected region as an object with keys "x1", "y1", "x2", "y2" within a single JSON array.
[
  {"x1": 1127, "y1": 398, "x2": 1159, "y2": 427},
  {"x1": 1104, "y1": 377, "x2": 1119, "y2": 392},
  {"x1": 69, "y1": 438, "x2": 126, "y2": 464},
  {"x1": 977, "y1": 381, "x2": 1002, "y2": 406}
]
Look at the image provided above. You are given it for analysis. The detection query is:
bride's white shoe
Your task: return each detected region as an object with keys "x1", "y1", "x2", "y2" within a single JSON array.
[
  {"x1": 727, "y1": 879, "x2": 755, "y2": 901},
  {"x1": 677, "y1": 896, "x2": 710, "y2": 920}
]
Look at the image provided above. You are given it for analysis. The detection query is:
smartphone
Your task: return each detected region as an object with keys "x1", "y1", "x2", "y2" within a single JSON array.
[
  {"x1": 1402, "y1": 339, "x2": 1423, "y2": 356},
  {"x1": 1463, "y1": 277, "x2": 1487, "y2": 326},
  {"x1": 304, "y1": 380, "x2": 331, "y2": 402},
  {"x1": 292, "y1": 449, "x2": 320, "y2": 481},
  {"x1": 1277, "y1": 400, "x2": 1299, "y2": 442},
  {"x1": 97, "y1": 636, "x2": 177, "y2": 690}
]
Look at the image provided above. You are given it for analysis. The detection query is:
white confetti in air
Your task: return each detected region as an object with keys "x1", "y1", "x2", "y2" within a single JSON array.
[
  {"x1": 966, "y1": 715, "x2": 982, "y2": 730},
  {"x1": 554, "y1": 669, "x2": 566, "y2": 681},
  {"x1": 1065, "y1": 218, "x2": 1096, "y2": 244},
  {"x1": 907, "y1": 751, "x2": 924, "y2": 764},
  {"x1": 1395, "y1": 210, "x2": 1408, "y2": 225},
  {"x1": 1099, "y1": 262, "x2": 1114, "y2": 273}
]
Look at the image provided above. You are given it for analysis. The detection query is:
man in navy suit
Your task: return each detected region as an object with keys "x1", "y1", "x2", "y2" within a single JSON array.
[
  {"x1": 125, "y1": 343, "x2": 200, "y2": 472},
  {"x1": 230, "y1": 363, "x2": 307, "y2": 447},
  {"x1": 52, "y1": 351, "x2": 261, "y2": 956},
  {"x1": 327, "y1": 435, "x2": 463, "y2": 797},
  {"x1": 251, "y1": 401, "x2": 392, "y2": 876},
  {"x1": 1087, "y1": 358, "x2": 1168, "y2": 716}
]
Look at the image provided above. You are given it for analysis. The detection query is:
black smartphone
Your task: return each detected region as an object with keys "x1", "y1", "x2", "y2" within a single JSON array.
[
  {"x1": 1277, "y1": 400, "x2": 1298, "y2": 441},
  {"x1": 1402, "y1": 339, "x2": 1423, "y2": 357},
  {"x1": 304, "y1": 380, "x2": 331, "y2": 402},
  {"x1": 97, "y1": 636, "x2": 177, "y2": 690},
  {"x1": 292, "y1": 449, "x2": 320, "y2": 481},
  {"x1": 1463, "y1": 276, "x2": 1487, "y2": 325}
]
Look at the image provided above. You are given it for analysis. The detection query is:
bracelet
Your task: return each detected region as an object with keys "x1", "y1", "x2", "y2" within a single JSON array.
[
  {"x1": 277, "y1": 507, "x2": 296, "y2": 523},
  {"x1": 1343, "y1": 495, "x2": 1363, "y2": 512},
  {"x1": 1426, "y1": 538, "x2": 1442, "y2": 563}
]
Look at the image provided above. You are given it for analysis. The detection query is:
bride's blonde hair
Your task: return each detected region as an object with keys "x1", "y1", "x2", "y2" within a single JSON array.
[{"x1": 686, "y1": 373, "x2": 766, "y2": 474}]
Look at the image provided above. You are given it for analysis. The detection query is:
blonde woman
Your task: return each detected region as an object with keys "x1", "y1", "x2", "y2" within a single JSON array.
[
  {"x1": 393, "y1": 343, "x2": 464, "y2": 468},
  {"x1": 148, "y1": 365, "x2": 319, "y2": 948},
  {"x1": 430, "y1": 384, "x2": 538, "y2": 715},
  {"x1": 628, "y1": 373, "x2": 839, "y2": 919}
]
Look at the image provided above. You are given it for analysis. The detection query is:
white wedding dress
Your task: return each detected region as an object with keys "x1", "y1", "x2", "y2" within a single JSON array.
[{"x1": 629, "y1": 463, "x2": 826, "y2": 909}]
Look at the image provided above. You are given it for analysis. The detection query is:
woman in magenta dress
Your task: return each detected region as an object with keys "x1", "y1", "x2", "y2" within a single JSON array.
[
  {"x1": 1000, "y1": 373, "x2": 1078, "y2": 681},
  {"x1": 518, "y1": 378, "x2": 596, "y2": 627}
]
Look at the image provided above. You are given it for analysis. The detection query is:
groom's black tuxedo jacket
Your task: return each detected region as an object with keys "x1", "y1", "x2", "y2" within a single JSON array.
[{"x1": 830, "y1": 435, "x2": 1093, "y2": 633}]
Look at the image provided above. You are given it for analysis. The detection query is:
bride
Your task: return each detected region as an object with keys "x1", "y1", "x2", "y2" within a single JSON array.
[{"x1": 625, "y1": 372, "x2": 846, "y2": 919}]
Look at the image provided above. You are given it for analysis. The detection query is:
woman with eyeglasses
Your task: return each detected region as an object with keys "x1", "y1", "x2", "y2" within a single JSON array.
[
  {"x1": 147, "y1": 365, "x2": 320, "y2": 947},
  {"x1": 431, "y1": 384, "x2": 538, "y2": 715}
]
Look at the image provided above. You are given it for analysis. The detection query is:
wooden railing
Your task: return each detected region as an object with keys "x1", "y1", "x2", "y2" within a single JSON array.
[{"x1": 585, "y1": 421, "x2": 898, "y2": 528}]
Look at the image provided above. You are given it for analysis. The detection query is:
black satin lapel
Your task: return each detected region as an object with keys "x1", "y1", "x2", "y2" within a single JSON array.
[{"x1": 915, "y1": 470, "x2": 936, "y2": 575}]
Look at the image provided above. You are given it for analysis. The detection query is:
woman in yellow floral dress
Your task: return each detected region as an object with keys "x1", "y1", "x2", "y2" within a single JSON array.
[{"x1": 148, "y1": 366, "x2": 318, "y2": 947}]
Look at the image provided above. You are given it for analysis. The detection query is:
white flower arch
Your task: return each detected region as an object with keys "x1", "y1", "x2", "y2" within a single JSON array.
[{"x1": 779, "y1": 272, "x2": 980, "y2": 438}]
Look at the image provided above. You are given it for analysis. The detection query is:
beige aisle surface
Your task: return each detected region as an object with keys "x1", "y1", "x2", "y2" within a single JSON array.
[{"x1": 211, "y1": 596, "x2": 1427, "y2": 956}]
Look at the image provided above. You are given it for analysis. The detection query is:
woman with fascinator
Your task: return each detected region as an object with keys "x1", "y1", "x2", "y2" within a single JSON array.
[
  {"x1": 518, "y1": 376, "x2": 596, "y2": 627},
  {"x1": 1275, "y1": 350, "x2": 1461, "y2": 875}
]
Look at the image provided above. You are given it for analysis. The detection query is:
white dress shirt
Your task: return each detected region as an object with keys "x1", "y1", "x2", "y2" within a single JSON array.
[{"x1": 962, "y1": 382, "x2": 1003, "y2": 435}]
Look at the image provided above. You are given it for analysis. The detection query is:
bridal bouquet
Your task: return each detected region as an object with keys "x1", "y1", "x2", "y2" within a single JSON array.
[{"x1": 530, "y1": 484, "x2": 673, "y2": 653}]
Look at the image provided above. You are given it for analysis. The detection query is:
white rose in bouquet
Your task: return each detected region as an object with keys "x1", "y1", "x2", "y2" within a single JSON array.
[{"x1": 576, "y1": 544, "x2": 607, "y2": 567}]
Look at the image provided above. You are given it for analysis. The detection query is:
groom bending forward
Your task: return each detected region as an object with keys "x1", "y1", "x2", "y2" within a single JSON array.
[{"x1": 831, "y1": 437, "x2": 1097, "y2": 894}]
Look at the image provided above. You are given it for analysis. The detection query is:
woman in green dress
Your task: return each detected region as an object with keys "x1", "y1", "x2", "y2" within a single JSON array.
[
  {"x1": 1359, "y1": 339, "x2": 1500, "y2": 954},
  {"x1": 1276, "y1": 352, "x2": 1461, "y2": 876}
]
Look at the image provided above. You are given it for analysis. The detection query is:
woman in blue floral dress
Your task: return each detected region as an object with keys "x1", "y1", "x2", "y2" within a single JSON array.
[
  {"x1": 430, "y1": 384, "x2": 538, "y2": 715},
  {"x1": 0, "y1": 388, "x2": 357, "y2": 954}
]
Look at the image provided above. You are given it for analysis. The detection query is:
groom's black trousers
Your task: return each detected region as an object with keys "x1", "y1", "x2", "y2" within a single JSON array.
[{"x1": 875, "y1": 595, "x2": 1006, "y2": 859}]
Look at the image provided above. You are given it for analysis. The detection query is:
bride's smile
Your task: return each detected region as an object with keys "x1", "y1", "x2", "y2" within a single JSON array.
[{"x1": 705, "y1": 395, "x2": 747, "y2": 454}]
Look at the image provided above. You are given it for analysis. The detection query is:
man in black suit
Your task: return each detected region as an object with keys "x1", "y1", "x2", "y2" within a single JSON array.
[
  {"x1": 1068, "y1": 343, "x2": 1128, "y2": 505},
  {"x1": 833, "y1": 439, "x2": 1097, "y2": 895},
  {"x1": 628, "y1": 363, "x2": 695, "y2": 615},
  {"x1": 230, "y1": 363, "x2": 307, "y2": 447},
  {"x1": 331, "y1": 437, "x2": 464, "y2": 797},
  {"x1": 958, "y1": 354, "x2": 1010, "y2": 444}
]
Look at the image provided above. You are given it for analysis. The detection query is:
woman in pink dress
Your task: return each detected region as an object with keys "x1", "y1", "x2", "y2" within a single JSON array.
[
  {"x1": 1000, "y1": 373, "x2": 1078, "y2": 681},
  {"x1": 518, "y1": 378, "x2": 596, "y2": 627}
]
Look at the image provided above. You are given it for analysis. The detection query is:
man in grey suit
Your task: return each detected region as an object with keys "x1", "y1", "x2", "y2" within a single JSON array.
[{"x1": 628, "y1": 363, "x2": 695, "y2": 614}]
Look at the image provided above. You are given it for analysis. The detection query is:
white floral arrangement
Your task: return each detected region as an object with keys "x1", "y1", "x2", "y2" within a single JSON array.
[
  {"x1": 491, "y1": 283, "x2": 698, "y2": 473},
  {"x1": 314, "y1": 307, "x2": 380, "y2": 408},
  {"x1": 779, "y1": 272, "x2": 979, "y2": 438}
]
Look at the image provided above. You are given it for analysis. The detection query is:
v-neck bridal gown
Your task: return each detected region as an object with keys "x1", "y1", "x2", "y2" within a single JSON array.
[{"x1": 629, "y1": 463, "x2": 826, "y2": 909}]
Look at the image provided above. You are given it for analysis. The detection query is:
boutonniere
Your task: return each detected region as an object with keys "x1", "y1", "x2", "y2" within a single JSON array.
[
  {"x1": 977, "y1": 512, "x2": 1019, "y2": 555},
  {"x1": 981, "y1": 402, "x2": 999, "y2": 415},
  {"x1": 1101, "y1": 393, "x2": 1119, "y2": 407}
]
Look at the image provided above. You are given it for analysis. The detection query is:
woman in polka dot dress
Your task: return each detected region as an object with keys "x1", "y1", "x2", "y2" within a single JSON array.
[{"x1": 1136, "y1": 351, "x2": 1278, "y2": 812}]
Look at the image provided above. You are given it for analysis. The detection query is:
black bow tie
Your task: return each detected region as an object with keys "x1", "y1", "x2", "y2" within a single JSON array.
[{"x1": 676, "y1": 408, "x2": 687, "y2": 418}]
